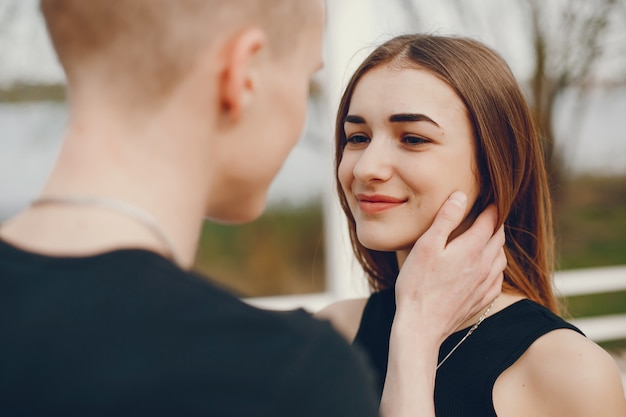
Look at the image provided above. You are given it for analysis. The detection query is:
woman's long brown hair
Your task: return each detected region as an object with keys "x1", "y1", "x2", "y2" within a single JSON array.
[{"x1": 335, "y1": 34, "x2": 559, "y2": 314}]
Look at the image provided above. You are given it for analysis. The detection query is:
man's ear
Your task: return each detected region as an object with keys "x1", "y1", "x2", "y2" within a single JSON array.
[{"x1": 219, "y1": 28, "x2": 267, "y2": 120}]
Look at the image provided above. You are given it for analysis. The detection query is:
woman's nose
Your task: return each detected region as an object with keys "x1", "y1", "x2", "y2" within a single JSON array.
[{"x1": 353, "y1": 137, "x2": 394, "y2": 183}]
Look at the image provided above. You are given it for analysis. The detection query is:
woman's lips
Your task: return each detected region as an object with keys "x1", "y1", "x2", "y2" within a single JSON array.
[{"x1": 356, "y1": 194, "x2": 407, "y2": 214}]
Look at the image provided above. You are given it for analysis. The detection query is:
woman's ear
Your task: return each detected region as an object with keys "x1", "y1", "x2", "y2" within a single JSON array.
[{"x1": 218, "y1": 28, "x2": 267, "y2": 120}]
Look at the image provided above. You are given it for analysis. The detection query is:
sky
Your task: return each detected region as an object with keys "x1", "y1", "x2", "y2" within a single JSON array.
[
  {"x1": 0, "y1": 0, "x2": 561, "y2": 87},
  {"x1": 1, "y1": 0, "x2": 623, "y2": 86}
]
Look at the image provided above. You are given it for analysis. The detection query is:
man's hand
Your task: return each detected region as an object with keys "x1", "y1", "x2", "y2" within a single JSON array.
[
  {"x1": 394, "y1": 191, "x2": 506, "y2": 344},
  {"x1": 380, "y1": 192, "x2": 506, "y2": 417}
]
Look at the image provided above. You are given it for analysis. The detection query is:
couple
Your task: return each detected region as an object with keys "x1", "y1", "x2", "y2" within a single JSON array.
[{"x1": 0, "y1": 1, "x2": 624, "y2": 416}]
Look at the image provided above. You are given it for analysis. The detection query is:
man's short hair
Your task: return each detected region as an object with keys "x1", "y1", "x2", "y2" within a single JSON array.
[{"x1": 40, "y1": 0, "x2": 313, "y2": 105}]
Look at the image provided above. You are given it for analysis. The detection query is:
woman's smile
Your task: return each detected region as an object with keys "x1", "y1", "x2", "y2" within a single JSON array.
[{"x1": 356, "y1": 194, "x2": 408, "y2": 214}]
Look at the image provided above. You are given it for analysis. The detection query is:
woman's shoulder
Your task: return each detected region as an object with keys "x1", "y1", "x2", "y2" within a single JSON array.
[
  {"x1": 315, "y1": 297, "x2": 370, "y2": 342},
  {"x1": 523, "y1": 327, "x2": 618, "y2": 379},
  {"x1": 497, "y1": 325, "x2": 626, "y2": 416}
]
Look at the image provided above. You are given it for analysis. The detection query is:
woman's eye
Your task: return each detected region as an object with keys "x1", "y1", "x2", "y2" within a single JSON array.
[
  {"x1": 346, "y1": 134, "x2": 370, "y2": 145},
  {"x1": 402, "y1": 135, "x2": 429, "y2": 145}
]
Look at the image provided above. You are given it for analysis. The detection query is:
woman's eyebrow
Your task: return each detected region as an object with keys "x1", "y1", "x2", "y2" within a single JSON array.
[
  {"x1": 345, "y1": 115, "x2": 365, "y2": 124},
  {"x1": 344, "y1": 113, "x2": 440, "y2": 127},
  {"x1": 389, "y1": 113, "x2": 440, "y2": 127}
]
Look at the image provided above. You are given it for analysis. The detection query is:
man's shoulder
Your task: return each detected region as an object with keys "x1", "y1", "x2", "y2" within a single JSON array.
[
  {"x1": 0, "y1": 247, "x2": 380, "y2": 416},
  {"x1": 138, "y1": 262, "x2": 381, "y2": 417}
]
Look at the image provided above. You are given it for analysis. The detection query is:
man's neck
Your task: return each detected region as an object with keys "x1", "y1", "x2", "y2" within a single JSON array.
[{"x1": 1, "y1": 117, "x2": 211, "y2": 269}]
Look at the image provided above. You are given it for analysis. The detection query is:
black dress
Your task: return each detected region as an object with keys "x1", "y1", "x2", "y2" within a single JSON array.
[{"x1": 353, "y1": 288, "x2": 583, "y2": 416}]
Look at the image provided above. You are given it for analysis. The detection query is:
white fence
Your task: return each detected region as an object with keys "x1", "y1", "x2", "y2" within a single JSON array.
[
  {"x1": 554, "y1": 265, "x2": 626, "y2": 342},
  {"x1": 248, "y1": 265, "x2": 626, "y2": 344}
]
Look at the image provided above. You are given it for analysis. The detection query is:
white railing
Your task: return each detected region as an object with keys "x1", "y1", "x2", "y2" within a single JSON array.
[
  {"x1": 248, "y1": 265, "x2": 626, "y2": 343},
  {"x1": 554, "y1": 265, "x2": 626, "y2": 342}
]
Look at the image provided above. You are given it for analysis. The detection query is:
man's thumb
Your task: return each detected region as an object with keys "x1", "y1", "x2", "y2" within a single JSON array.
[{"x1": 427, "y1": 191, "x2": 467, "y2": 246}]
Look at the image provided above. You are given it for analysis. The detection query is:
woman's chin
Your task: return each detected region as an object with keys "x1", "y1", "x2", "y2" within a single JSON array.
[{"x1": 359, "y1": 238, "x2": 415, "y2": 253}]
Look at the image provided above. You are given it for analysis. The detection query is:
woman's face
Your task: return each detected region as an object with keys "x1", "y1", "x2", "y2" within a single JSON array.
[{"x1": 338, "y1": 64, "x2": 480, "y2": 258}]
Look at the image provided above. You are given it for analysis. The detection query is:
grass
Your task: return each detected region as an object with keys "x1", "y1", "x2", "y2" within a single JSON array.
[
  {"x1": 0, "y1": 83, "x2": 66, "y2": 103},
  {"x1": 555, "y1": 174, "x2": 626, "y2": 269},
  {"x1": 193, "y1": 202, "x2": 326, "y2": 297}
]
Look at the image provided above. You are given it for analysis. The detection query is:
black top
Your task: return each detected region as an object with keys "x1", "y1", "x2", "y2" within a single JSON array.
[
  {"x1": 0, "y1": 238, "x2": 379, "y2": 417},
  {"x1": 353, "y1": 288, "x2": 584, "y2": 417}
]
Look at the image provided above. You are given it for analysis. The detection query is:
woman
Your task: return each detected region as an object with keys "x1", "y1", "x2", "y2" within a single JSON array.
[{"x1": 317, "y1": 34, "x2": 626, "y2": 416}]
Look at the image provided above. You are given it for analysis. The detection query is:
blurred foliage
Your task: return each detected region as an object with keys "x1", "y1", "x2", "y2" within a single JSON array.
[
  {"x1": 0, "y1": 83, "x2": 66, "y2": 102},
  {"x1": 193, "y1": 201, "x2": 326, "y2": 297},
  {"x1": 556, "y1": 174, "x2": 626, "y2": 269},
  {"x1": 562, "y1": 290, "x2": 626, "y2": 319}
]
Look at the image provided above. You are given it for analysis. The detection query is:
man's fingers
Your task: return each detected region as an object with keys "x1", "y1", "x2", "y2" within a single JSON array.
[
  {"x1": 481, "y1": 268, "x2": 504, "y2": 311},
  {"x1": 451, "y1": 204, "x2": 499, "y2": 249},
  {"x1": 471, "y1": 246, "x2": 506, "y2": 312},
  {"x1": 482, "y1": 225, "x2": 506, "y2": 266},
  {"x1": 422, "y1": 191, "x2": 467, "y2": 248}
]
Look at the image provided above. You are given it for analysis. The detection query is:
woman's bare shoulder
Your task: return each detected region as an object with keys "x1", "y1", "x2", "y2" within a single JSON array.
[
  {"x1": 314, "y1": 297, "x2": 369, "y2": 342},
  {"x1": 508, "y1": 328, "x2": 626, "y2": 416}
]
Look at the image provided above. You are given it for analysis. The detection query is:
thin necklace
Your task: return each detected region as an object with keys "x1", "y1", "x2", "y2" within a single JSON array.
[
  {"x1": 31, "y1": 195, "x2": 179, "y2": 265},
  {"x1": 436, "y1": 299, "x2": 496, "y2": 370}
]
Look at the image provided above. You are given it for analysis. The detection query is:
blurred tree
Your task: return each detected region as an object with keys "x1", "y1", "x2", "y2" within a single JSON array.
[
  {"x1": 398, "y1": 0, "x2": 626, "y2": 201},
  {"x1": 526, "y1": 0, "x2": 624, "y2": 199}
]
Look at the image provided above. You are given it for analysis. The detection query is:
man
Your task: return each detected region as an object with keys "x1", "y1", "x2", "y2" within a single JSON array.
[{"x1": 0, "y1": 1, "x2": 504, "y2": 415}]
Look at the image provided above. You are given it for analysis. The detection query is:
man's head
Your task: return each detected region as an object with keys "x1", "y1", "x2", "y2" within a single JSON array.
[
  {"x1": 41, "y1": 0, "x2": 322, "y2": 108},
  {"x1": 40, "y1": 0, "x2": 325, "y2": 223}
]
